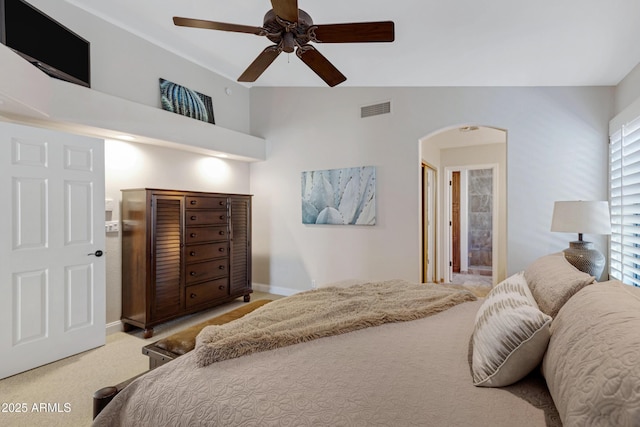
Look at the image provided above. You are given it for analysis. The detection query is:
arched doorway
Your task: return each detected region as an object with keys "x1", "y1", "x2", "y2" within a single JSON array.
[{"x1": 420, "y1": 125, "x2": 507, "y2": 286}]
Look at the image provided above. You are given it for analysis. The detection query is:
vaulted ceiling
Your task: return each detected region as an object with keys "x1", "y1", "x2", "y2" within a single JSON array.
[{"x1": 68, "y1": 0, "x2": 640, "y2": 88}]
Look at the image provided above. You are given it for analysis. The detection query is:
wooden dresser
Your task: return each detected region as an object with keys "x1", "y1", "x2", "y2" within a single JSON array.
[{"x1": 121, "y1": 188, "x2": 252, "y2": 338}]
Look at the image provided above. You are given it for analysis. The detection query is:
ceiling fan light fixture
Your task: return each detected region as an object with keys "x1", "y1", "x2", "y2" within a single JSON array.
[{"x1": 282, "y1": 32, "x2": 296, "y2": 53}]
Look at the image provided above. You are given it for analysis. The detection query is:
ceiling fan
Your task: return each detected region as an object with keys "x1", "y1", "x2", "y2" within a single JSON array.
[{"x1": 173, "y1": 0, "x2": 395, "y2": 87}]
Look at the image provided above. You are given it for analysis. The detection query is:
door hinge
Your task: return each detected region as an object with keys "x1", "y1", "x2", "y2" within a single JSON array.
[{"x1": 449, "y1": 261, "x2": 452, "y2": 267}]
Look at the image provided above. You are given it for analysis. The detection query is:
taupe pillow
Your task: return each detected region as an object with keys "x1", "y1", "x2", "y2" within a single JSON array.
[
  {"x1": 542, "y1": 280, "x2": 640, "y2": 426},
  {"x1": 471, "y1": 272, "x2": 552, "y2": 387},
  {"x1": 524, "y1": 253, "x2": 594, "y2": 317}
]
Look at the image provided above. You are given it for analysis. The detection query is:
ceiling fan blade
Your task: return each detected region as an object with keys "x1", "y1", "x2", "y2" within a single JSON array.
[
  {"x1": 238, "y1": 47, "x2": 281, "y2": 82},
  {"x1": 270, "y1": 0, "x2": 299, "y2": 23},
  {"x1": 297, "y1": 46, "x2": 346, "y2": 87},
  {"x1": 173, "y1": 17, "x2": 265, "y2": 35},
  {"x1": 312, "y1": 21, "x2": 395, "y2": 43}
]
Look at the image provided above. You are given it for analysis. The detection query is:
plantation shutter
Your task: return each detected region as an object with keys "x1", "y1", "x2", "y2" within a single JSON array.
[{"x1": 610, "y1": 114, "x2": 640, "y2": 287}]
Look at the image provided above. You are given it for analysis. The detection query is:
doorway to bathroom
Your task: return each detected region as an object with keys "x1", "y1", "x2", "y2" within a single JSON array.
[
  {"x1": 448, "y1": 166, "x2": 495, "y2": 287},
  {"x1": 420, "y1": 125, "x2": 507, "y2": 286}
]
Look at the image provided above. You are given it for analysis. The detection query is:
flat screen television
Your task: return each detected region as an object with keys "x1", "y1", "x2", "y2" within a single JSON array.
[{"x1": 0, "y1": 0, "x2": 90, "y2": 87}]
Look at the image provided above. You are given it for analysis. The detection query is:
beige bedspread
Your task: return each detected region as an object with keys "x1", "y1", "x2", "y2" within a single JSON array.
[
  {"x1": 93, "y1": 297, "x2": 559, "y2": 427},
  {"x1": 195, "y1": 280, "x2": 476, "y2": 366}
]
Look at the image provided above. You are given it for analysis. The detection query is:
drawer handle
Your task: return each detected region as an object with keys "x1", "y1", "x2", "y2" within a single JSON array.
[
  {"x1": 218, "y1": 248, "x2": 225, "y2": 252},
  {"x1": 190, "y1": 233, "x2": 197, "y2": 238},
  {"x1": 191, "y1": 215, "x2": 197, "y2": 220},
  {"x1": 190, "y1": 293, "x2": 197, "y2": 298},
  {"x1": 190, "y1": 271, "x2": 197, "y2": 276},
  {"x1": 219, "y1": 231, "x2": 225, "y2": 235},
  {"x1": 219, "y1": 265, "x2": 225, "y2": 270},
  {"x1": 218, "y1": 285, "x2": 225, "y2": 290},
  {"x1": 190, "y1": 251, "x2": 196, "y2": 256},
  {"x1": 219, "y1": 201, "x2": 225, "y2": 206},
  {"x1": 219, "y1": 215, "x2": 225, "y2": 220},
  {"x1": 190, "y1": 200, "x2": 197, "y2": 205}
]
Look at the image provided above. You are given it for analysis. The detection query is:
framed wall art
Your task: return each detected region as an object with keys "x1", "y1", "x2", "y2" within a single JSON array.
[
  {"x1": 301, "y1": 166, "x2": 376, "y2": 225},
  {"x1": 159, "y1": 78, "x2": 215, "y2": 124}
]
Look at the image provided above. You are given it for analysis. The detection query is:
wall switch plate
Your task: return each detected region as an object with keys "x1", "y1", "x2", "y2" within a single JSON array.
[{"x1": 105, "y1": 221, "x2": 119, "y2": 233}]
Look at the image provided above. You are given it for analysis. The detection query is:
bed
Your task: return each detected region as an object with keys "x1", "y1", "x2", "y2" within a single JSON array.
[{"x1": 93, "y1": 254, "x2": 640, "y2": 427}]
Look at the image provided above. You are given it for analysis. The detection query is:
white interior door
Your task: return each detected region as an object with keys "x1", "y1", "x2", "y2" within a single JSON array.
[{"x1": 0, "y1": 122, "x2": 105, "y2": 379}]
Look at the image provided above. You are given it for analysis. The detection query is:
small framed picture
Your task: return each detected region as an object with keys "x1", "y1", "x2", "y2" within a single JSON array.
[{"x1": 159, "y1": 78, "x2": 215, "y2": 124}]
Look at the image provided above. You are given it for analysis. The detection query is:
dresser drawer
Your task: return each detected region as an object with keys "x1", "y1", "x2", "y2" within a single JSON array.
[
  {"x1": 186, "y1": 196, "x2": 227, "y2": 210},
  {"x1": 185, "y1": 278, "x2": 229, "y2": 309},
  {"x1": 185, "y1": 242, "x2": 227, "y2": 263},
  {"x1": 185, "y1": 258, "x2": 228, "y2": 284},
  {"x1": 185, "y1": 226, "x2": 228, "y2": 244},
  {"x1": 186, "y1": 210, "x2": 227, "y2": 226}
]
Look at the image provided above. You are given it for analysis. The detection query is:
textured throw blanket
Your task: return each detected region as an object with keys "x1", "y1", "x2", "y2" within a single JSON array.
[{"x1": 195, "y1": 280, "x2": 476, "y2": 367}]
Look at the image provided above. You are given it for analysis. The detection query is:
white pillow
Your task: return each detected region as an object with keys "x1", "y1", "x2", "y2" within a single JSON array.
[{"x1": 471, "y1": 272, "x2": 552, "y2": 387}]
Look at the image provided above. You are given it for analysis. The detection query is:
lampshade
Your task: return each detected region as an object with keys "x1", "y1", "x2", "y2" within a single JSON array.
[{"x1": 550, "y1": 201, "x2": 611, "y2": 235}]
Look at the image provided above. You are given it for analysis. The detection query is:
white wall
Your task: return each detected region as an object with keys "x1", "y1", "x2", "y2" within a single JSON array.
[
  {"x1": 249, "y1": 87, "x2": 613, "y2": 294},
  {"x1": 615, "y1": 62, "x2": 640, "y2": 116},
  {"x1": 104, "y1": 140, "x2": 250, "y2": 325},
  {"x1": 24, "y1": 0, "x2": 251, "y2": 134}
]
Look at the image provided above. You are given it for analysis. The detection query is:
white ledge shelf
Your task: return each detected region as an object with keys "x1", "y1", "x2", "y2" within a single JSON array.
[{"x1": 0, "y1": 44, "x2": 265, "y2": 162}]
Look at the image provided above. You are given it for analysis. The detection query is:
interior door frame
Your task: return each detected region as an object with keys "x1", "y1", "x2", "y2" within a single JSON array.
[
  {"x1": 451, "y1": 171, "x2": 462, "y2": 274},
  {"x1": 444, "y1": 163, "x2": 499, "y2": 284},
  {"x1": 421, "y1": 162, "x2": 438, "y2": 283}
]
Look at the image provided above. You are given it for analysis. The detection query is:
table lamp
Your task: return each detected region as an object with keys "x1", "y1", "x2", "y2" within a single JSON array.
[{"x1": 550, "y1": 201, "x2": 611, "y2": 278}]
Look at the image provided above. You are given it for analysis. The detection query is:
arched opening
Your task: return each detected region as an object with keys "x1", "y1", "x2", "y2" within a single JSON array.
[{"x1": 420, "y1": 125, "x2": 507, "y2": 288}]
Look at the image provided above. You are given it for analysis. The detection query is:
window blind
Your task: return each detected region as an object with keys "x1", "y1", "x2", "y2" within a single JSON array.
[{"x1": 610, "y1": 114, "x2": 640, "y2": 287}]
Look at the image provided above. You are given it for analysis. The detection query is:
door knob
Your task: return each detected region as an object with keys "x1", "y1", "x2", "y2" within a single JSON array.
[{"x1": 88, "y1": 250, "x2": 104, "y2": 257}]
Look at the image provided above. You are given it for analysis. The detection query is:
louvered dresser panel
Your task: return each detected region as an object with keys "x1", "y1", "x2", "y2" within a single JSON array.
[
  {"x1": 229, "y1": 195, "x2": 252, "y2": 296},
  {"x1": 151, "y1": 196, "x2": 183, "y2": 320},
  {"x1": 121, "y1": 189, "x2": 252, "y2": 339}
]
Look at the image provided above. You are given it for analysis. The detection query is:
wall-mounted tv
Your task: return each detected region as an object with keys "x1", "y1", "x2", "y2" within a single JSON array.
[{"x1": 0, "y1": 0, "x2": 90, "y2": 87}]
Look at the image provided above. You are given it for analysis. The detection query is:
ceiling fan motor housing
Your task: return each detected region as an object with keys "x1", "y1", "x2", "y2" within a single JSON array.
[{"x1": 263, "y1": 9, "x2": 314, "y2": 48}]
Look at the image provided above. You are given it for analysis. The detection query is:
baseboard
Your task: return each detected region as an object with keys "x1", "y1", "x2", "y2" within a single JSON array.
[
  {"x1": 252, "y1": 282, "x2": 300, "y2": 297},
  {"x1": 106, "y1": 320, "x2": 123, "y2": 335}
]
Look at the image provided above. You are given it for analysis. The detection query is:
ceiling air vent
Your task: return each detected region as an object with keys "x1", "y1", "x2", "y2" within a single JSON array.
[{"x1": 361, "y1": 101, "x2": 391, "y2": 118}]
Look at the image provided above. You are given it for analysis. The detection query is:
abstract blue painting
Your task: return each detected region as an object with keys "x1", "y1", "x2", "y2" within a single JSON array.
[
  {"x1": 301, "y1": 166, "x2": 376, "y2": 225},
  {"x1": 159, "y1": 78, "x2": 215, "y2": 124}
]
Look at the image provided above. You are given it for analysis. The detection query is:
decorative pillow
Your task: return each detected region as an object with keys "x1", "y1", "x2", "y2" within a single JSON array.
[
  {"x1": 471, "y1": 272, "x2": 552, "y2": 387},
  {"x1": 542, "y1": 280, "x2": 640, "y2": 426},
  {"x1": 524, "y1": 253, "x2": 594, "y2": 318}
]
